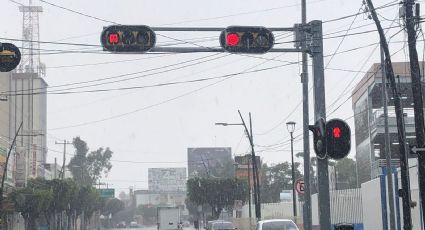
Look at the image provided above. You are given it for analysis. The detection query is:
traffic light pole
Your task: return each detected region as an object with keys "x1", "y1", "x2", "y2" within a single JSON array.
[
  {"x1": 309, "y1": 20, "x2": 331, "y2": 230},
  {"x1": 301, "y1": 0, "x2": 312, "y2": 229}
]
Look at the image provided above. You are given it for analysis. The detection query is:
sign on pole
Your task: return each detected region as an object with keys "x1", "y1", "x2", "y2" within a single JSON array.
[
  {"x1": 295, "y1": 178, "x2": 305, "y2": 195},
  {"x1": 0, "y1": 43, "x2": 21, "y2": 72},
  {"x1": 97, "y1": 188, "x2": 115, "y2": 198}
]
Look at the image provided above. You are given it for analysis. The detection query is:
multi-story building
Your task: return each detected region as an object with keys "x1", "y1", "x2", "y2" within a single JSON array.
[
  {"x1": 187, "y1": 147, "x2": 232, "y2": 178},
  {"x1": 352, "y1": 62, "x2": 420, "y2": 184},
  {"x1": 0, "y1": 71, "x2": 47, "y2": 188},
  {"x1": 148, "y1": 168, "x2": 187, "y2": 192}
]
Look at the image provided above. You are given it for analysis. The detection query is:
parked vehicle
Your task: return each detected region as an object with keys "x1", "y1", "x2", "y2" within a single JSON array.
[
  {"x1": 157, "y1": 207, "x2": 181, "y2": 230},
  {"x1": 256, "y1": 219, "x2": 298, "y2": 230}
]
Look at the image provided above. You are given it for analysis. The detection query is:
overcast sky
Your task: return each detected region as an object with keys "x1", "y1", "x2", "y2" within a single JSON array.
[{"x1": 0, "y1": 0, "x2": 416, "y2": 194}]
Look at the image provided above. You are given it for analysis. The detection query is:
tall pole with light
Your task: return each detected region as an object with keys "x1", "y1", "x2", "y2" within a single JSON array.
[
  {"x1": 215, "y1": 110, "x2": 261, "y2": 220},
  {"x1": 286, "y1": 121, "x2": 297, "y2": 219}
]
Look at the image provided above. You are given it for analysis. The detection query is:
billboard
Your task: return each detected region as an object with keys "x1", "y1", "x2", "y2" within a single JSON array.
[
  {"x1": 148, "y1": 168, "x2": 186, "y2": 192},
  {"x1": 187, "y1": 147, "x2": 232, "y2": 178}
]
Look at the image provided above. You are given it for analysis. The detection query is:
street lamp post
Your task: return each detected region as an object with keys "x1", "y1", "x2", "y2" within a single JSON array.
[
  {"x1": 215, "y1": 110, "x2": 261, "y2": 220},
  {"x1": 286, "y1": 121, "x2": 297, "y2": 219}
]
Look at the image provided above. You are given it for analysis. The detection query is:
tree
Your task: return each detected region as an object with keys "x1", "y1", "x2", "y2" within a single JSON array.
[
  {"x1": 136, "y1": 204, "x2": 157, "y2": 225},
  {"x1": 187, "y1": 177, "x2": 248, "y2": 219},
  {"x1": 334, "y1": 157, "x2": 357, "y2": 189},
  {"x1": 260, "y1": 162, "x2": 303, "y2": 203},
  {"x1": 68, "y1": 137, "x2": 113, "y2": 186},
  {"x1": 10, "y1": 183, "x2": 53, "y2": 230},
  {"x1": 101, "y1": 198, "x2": 125, "y2": 227}
]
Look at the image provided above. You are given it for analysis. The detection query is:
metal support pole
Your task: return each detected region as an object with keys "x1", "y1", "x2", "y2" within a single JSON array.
[
  {"x1": 247, "y1": 156, "x2": 252, "y2": 220},
  {"x1": 0, "y1": 122, "x2": 23, "y2": 217},
  {"x1": 310, "y1": 20, "x2": 331, "y2": 229},
  {"x1": 290, "y1": 132, "x2": 297, "y2": 218},
  {"x1": 405, "y1": 0, "x2": 425, "y2": 224},
  {"x1": 249, "y1": 112, "x2": 261, "y2": 220},
  {"x1": 381, "y1": 46, "x2": 396, "y2": 230},
  {"x1": 55, "y1": 140, "x2": 71, "y2": 180},
  {"x1": 301, "y1": 0, "x2": 312, "y2": 229},
  {"x1": 238, "y1": 111, "x2": 261, "y2": 220}
]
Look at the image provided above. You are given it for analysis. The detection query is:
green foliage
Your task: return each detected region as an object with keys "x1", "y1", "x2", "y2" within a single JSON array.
[
  {"x1": 136, "y1": 204, "x2": 157, "y2": 225},
  {"x1": 335, "y1": 157, "x2": 357, "y2": 189},
  {"x1": 9, "y1": 178, "x2": 101, "y2": 230},
  {"x1": 186, "y1": 177, "x2": 248, "y2": 218},
  {"x1": 260, "y1": 162, "x2": 303, "y2": 203},
  {"x1": 68, "y1": 137, "x2": 113, "y2": 186},
  {"x1": 102, "y1": 198, "x2": 125, "y2": 216}
]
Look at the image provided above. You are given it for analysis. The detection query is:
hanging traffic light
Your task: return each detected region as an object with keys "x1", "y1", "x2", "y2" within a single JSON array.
[
  {"x1": 309, "y1": 118, "x2": 326, "y2": 159},
  {"x1": 100, "y1": 25, "x2": 156, "y2": 53},
  {"x1": 325, "y1": 119, "x2": 351, "y2": 159},
  {"x1": 219, "y1": 26, "x2": 275, "y2": 54}
]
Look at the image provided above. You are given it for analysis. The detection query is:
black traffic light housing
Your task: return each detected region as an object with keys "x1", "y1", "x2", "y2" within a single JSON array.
[
  {"x1": 219, "y1": 26, "x2": 275, "y2": 54},
  {"x1": 101, "y1": 25, "x2": 156, "y2": 53},
  {"x1": 309, "y1": 118, "x2": 326, "y2": 159},
  {"x1": 309, "y1": 118, "x2": 351, "y2": 160},
  {"x1": 0, "y1": 43, "x2": 21, "y2": 72},
  {"x1": 326, "y1": 118, "x2": 351, "y2": 159}
]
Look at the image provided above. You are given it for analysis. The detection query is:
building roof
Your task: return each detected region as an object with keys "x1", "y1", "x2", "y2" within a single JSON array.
[{"x1": 351, "y1": 62, "x2": 425, "y2": 106}]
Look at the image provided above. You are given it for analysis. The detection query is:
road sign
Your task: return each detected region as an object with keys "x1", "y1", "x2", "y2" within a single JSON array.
[
  {"x1": 295, "y1": 178, "x2": 305, "y2": 195},
  {"x1": 0, "y1": 43, "x2": 21, "y2": 72},
  {"x1": 411, "y1": 146, "x2": 425, "y2": 154},
  {"x1": 97, "y1": 188, "x2": 115, "y2": 198}
]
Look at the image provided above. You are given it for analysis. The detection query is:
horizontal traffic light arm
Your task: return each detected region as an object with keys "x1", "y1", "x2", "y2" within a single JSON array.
[
  {"x1": 149, "y1": 27, "x2": 297, "y2": 32},
  {"x1": 109, "y1": 47, "x2": 305, "y2": 54}
]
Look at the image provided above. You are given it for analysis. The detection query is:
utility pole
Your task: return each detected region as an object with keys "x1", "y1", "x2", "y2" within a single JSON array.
[
  {"x1": 237, "y1": 111, "x2": 261, "y2": 220},
  {"x1": 365, "y1": 0, "x2": 413, "y2": 228},
  {"x1": 404, "y1": 0, "x2": 425, "y2": 224},
  {"x1": 381, "y1": 46, "x2": 396, "y2": 230},
  {"x1": 0, "y1": 122, "x2": 22, "y2": 218},
  {"x1": 247, "y1": 155, "x2": 252, "y2": 220},
  {"x1": 249, "y1": 112, "x2": 261, "y2": 220},
  {"x1": 310, "y1": 20, "x2": 330, "y2": 229},
  {"x1": 301, "y1": 0, "x2": 312, "y2": 229},
  {"x1": 55, "y1": 140, "x2": 71, "y2": 180}
]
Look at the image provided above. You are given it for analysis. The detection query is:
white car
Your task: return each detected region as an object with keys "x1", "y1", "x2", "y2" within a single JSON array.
[{"x1": 256, "y1": 219, "x2": 299, "y2": 230}]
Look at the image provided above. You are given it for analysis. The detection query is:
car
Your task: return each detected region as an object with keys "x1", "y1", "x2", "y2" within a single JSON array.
[
  {"x1": 129, "y1": 221, "x2": 140, "y2": 228},
  {"x1": 116, "y1": 222, "x2": 126, "y2": 228},
  {"x1": 211, "y1": 221, "x2": 235, "y2": 230},
  {"x1": 182, "y1": 221, "x2": 190, "y2": 228},
  {"x1": 256, "y1": 219, "x2": 299, "y2": 230}
]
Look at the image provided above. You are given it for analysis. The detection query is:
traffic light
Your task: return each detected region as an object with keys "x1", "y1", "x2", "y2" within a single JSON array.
[
  {"x1": 325, "y1": 119, "x2": 351, "y2": 159},
  {"x1": 219, "y1": 26, "x2": 275, "y2": 54},
  {"x1": 100, "y1": 25, "x2": 156, "y2": 53},
  {"x1": 309, "y1": 118, "x2": 326, "y2": 159}
]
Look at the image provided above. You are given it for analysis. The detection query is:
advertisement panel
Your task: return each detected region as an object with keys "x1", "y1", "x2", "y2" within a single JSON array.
[{"x1": 187, "y1": 147, "x2": 232, "y2": 178}]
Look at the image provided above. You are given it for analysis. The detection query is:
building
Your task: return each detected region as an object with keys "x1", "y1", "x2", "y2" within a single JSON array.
[
  {"x1": 42, "y1": 162, "x2": 61, "y2": 180},
  {"x1": 148, "y1": 168, "x2": 186, "y2": 192},
  {"x1": 351, "y1": 62, "x2": 420, "y2": 184},
  {"x1": 187, "y1": 147, "x2": 232, "y2": 178},
  {"x1": 234, "y1": 154, "x2": 261, "y2": 187},
  {"x1": 0, "y1": 71, "x2": 48, "y2": 188}
]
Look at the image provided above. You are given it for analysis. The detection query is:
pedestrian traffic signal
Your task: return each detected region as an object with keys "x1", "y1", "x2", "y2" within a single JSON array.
[
  {"x1": 100, "y1": 25, "x2": 156, "y2": 53},
  {"x1": 219, "y1": 26, "x2": 275, "y2": 54},
  {"x1": 325, "y1": 119, "x2": 351, "y2": 159},
  {"x1": 309, "y1": 118, "x2": 326, "y2": 159}
]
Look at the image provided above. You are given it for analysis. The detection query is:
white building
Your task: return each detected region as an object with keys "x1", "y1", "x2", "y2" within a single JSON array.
[
  {"x1": 0, "y1": 71, "x2": 47, "y2": 188},
  {"x1": 148, "y1": 168, "x2": 187, "y2": 192}
]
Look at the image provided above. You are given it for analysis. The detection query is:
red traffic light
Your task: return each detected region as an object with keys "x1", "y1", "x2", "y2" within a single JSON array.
[
  {"x1": 326, "y1": 119, "x2": 351, "y2": 159},
  {"x1": 226, "y1": 33, "x2": 240, "y2": 46},
  {"x1": 101, "y1": 25, "x2": 156, "y2": 53},
  {"x1": 220, "y1": 26, "x2": 274, "y2": 54},
  {"x1": 332, "y1": 127, "x2": 341, "y2": 138},
  {"x1": 108, "y1": 33, "x2": 119, "y2": 44}
]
